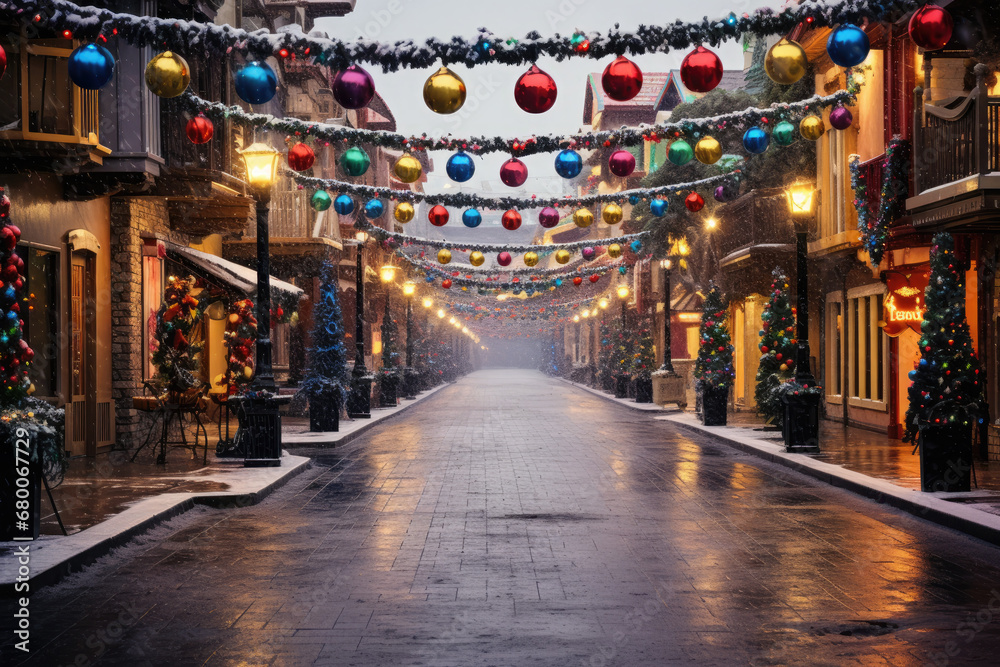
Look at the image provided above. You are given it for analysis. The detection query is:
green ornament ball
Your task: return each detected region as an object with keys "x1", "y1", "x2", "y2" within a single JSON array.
[
  {"x1": 773, "y1": 121, "x2": 796, "y2": 146},
  {"x1": 311, "y1": 190, "x2": 333, "y2": 211},
  {"x1": 341, "y1": 146, "x2": 371, "y2": 177},
  {"x1": 667, "y1": 140, "x2": 694, "y2": 166}
]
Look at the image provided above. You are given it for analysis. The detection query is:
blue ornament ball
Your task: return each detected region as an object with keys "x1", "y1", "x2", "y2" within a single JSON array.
[
  {"x1": 462, "y1": 209, "x2": 482, "y2": 228},
  {"x1": 908, "y1": 370, "x2": 917, "y2": 380},
  {"x1": 826, "y1": 24, "x2": 870, "y2": 68},
  {"x1": 554, "y1": 149, "x2": 583, "y2": 179},
  {"x1": 235, "y1": 61, "x2": 278, "y2": 104},
  {"x1": 364, "y1": 199, "x2": 385, "y2": 218},
  {"x1": 628, "y1": 195, "x2": 640, "y2": 205},
  {"x1": 425, "y1": 275, "x2": 435, "y2": 283},
  {"x1": 630, "y1": 240, "x2": 642, "y2": 253},
  {"x1": 555, "y1": 278, "x2": 563, "y2": 286},
  {"x1": 649, "y1": 198, "x2": 668, "y2": 217},
  {"x1": 333, "y1": 194, "x2": 355, "y2": 215},
  {"x1": 446, "y1": 152, "x2": 476, "y2": 183},
  {"x1": 742, "y1": 127, "x2": 770, "y2": 154},
  {"x1": 68, "y1": 43, "x2": 116, "y2": 90},
  {"x1": 618, "y1": 266, "x2": 627, "y2": 275}
]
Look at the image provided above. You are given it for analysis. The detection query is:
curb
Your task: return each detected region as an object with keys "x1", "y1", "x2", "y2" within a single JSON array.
[
  {"x1": 1, "y1": 456, "x2": 311, "y2": 595},
  {"x1": 557, "y1": 377, "x2": 672, "y2": 413}
]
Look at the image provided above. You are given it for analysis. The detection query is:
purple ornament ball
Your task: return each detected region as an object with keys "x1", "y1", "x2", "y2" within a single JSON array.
[
  {"x1": 714, "y1": 185, "x2": 728, "y2": 203},
  {"x1": 829, "y1": 106, "x2": 853, "y2": 131},
  {"x1": 538, "y1": 206, "x2": 560, "y2": 228},
  {"x1": 582, "y1": 246, "x2": 596, "y2": 261},
  {"x1": 608, "y1": 149, "x2": 636, "y2": 178},
  {"x1": 332, "y1": 64, "x2": 376, "y2": 110}
]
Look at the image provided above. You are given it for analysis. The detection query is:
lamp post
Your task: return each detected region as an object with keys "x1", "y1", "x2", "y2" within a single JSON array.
[
  {"x1": 658, "y1": 258, "x2": 675, "y2": 376},
  {"x1": 402, "y1": 281, "x2": 417, "y2": 399},
  {"x1": 783, "y1": 182, "x2": 820, "y2": 453},
  {"x1": 347, "y1": 231, "x2": 373, "y2": 418},
  {"x1": 614, "y1": 283, "x2": 631, "y2": 398},
  {"x1": 377, "y1": 263, "x2": 399, "y2": 408},
  {"x1": 239, "y1": 141, "x2": 282, "y2": 466}
]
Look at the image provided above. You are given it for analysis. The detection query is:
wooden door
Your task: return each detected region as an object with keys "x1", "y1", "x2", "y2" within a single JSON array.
[{"x1": 68, "y1": 255, "x2": 97, "y2": 456}]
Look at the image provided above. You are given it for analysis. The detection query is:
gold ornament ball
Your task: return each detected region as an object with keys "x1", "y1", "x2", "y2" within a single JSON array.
[
  {"x1": 228, "y1": 313, "x2": 240, "y2": 324},
  {"x1": 145, "y1": 51, "x2": 191, "y2": 98},
  {"x1": 764, "y1": 38, "x2": 808, "y2": 86},
  {"x1": 779, "y1": 363, "x2": 788, "y2": 371},
  {"x1": 555, "y1": 249, "x2": 571, "y2": 264},
  {"x1": 243, "y1": 366, "x2": 253, "y2": 379},
  {"x1": 573, "y1": 208, "x2": 594, "y2": 228},
  {"x1": 601, "y1": 203, "x2": 623, "y2": 225},
  {"x1": 469, "y1": 251, "x2": 485, "y2": 267},
  {"x1": 799, "y1": 115, "x2": 826, "y2": 141},
  {"x1": 423, "y1": 66, "x2": 467, "y2": 115},
  {"x1": 394, "y1": 154, "x2": 423, "y2": 183},
  {"x1": 394, "y1": 201, "x2": 415, "y2": 223},
  {"x1": 694, "y1": 136, "x2": 723, "y2": 165},
  {"x1": 607, "y1": 243, "x2": 622, "y2": 259},
  {"x1": 524, "y1": 251, "x2": 539, "y2": 267},
  {"x1": 437, "y1": 248, "x2": 452, "y2": 265}
]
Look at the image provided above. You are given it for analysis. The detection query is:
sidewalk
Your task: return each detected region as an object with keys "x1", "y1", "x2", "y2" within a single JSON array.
[{"x1": 558, "y1": 378, "x2": 674, "y2": 412}]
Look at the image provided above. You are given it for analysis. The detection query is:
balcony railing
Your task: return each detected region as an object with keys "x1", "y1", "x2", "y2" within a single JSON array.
[
  {"x1": 244, "y1": 189, "x2": 340, "y2": 241},
  {"x1": 856, "y1": 153, "x2": 885, "y2": 219},
  {"x1": 713, "y1": 188, "x2": 796, "y2": 263}
]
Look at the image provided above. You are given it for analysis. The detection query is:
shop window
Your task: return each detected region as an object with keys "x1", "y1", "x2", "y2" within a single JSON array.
[
  {"x1": 16, "y1": 245, "x2": 58, "y2": 397},
  {"x1": 846, "y1": 286, "x2": 888, "y2": 408},
  {"x1": 142, "y1": 253, "x2": 164, "y2": 381},
  {"x1": 825, "y1": 294, "x2": 843, "y2": 402}
]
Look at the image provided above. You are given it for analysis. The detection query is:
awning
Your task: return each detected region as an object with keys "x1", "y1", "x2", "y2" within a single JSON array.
[{"x1": 165, "y1": 242, "x2": 304, "y2": 301}]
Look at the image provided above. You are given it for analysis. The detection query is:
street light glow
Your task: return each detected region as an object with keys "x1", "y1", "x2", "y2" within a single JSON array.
[
  {"x1": 402, "y1": 281, "x2": 416, "y2": 296},
  {"x1": 422, "y1": 297, "x2": 433, "y2": 308},
  {"x1": 239, "y1": 142, "x2": 280, "y2": 198}
]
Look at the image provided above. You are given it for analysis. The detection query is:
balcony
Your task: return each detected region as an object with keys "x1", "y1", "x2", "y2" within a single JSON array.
[
  {"x1": 712, "y1": 188, "x2": 795, "y2": 269},
  {"x1": 908, "y1": 65, "x2": 1000, "y2": 230}
]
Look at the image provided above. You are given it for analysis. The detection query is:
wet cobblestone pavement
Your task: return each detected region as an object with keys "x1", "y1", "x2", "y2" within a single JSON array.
[{"x1": 7, "y1": 369, "x2": 1000, "y2": 666}]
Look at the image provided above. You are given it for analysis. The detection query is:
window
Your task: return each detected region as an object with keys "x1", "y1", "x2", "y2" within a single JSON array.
[
  {"x1": 273, "y1": 322, "x2": 290, "y2": 369},
  {"x1": 15, "y1": 245, "x2": 58, "y2": 397},
  {"x1": 825, "y1": 294, "x2": 843, "y2": 401},
  {"x1": 846, "y1": 285, "x2": 888, "y2": 408},
  {"x1": 141, "y1": 253, "x2": 164, "y2": 381},
  {"x1": 821, "y1": 128, "x2": 848, "y2": 238}
]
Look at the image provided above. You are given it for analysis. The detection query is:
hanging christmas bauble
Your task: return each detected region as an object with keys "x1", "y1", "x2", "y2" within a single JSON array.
[
  {"x1": 185, "y1": 115, "x2": 214, "y2": 144},
  {"x1": 514, "y1": 64, "x2": 558, "y2": 114},
  {"x1": 742, "y1": 127, "x2": 769, "y2": 154},
  {"x1": 440, "y1": 279, "x2": 453, "y2": 289},
  {"x1": 68, "y1": 43, "x2": 115, "y2": 90},
  {"x1": 364, "y1": 199, "x2": 385, "y2": 219},
  {"x1": 341, "y1": 146, "x2": 371, "y2": 176},
  {"x1": 470, "y1": 251, "x2": 485, "y2": 267},
  {"x1": 668, "y1": 140, "x2": 694, "y2": 166},
  {"x1": 497, "y1": 251, "x2": 512, "y2": 267},
  {"x1": 608, "y1": 150, "x2": 636, "y2": 177},
  {"x1": 799, "y1": 115, "x2": 825, "y2": 141},
  {"x1": 333, "y1": 194, "x2": 354, "y2": 215},
  {"x1": 234, "y1": 61, "x2": 278, "y2": 104},
  {"x1": 538, "y1": 206, "x2": 560, "y2": 228},
  {"x1": 437, "y1": 248, "x2": 452, "y2": 264},
  {"x1": 826, "y1": 24, "x2": 870, "y2": 68},
  {"x1": 773, "y1": 120, "x2": 796, "y2": 146},
  {"x1": 501, "y1": 209, "x2": 522, "y2": 231},
  {"x1": 394, "y1": 153, "x2": 423, "y2": 183},
  {"x1": 394, "y1": 201, "x2": 415, "y2": 223},
  {"x1": 829, "y1": 105, "x2": 853, "y2": 130},
  {"x1": 607, "y1": 244, "x2": 622, "y2": 259},
  {"x1": 714, "y1": 185, "x2": 731, "y2": 203},
  {"x1": 694, "y1": 136, "x2": 723, "y2": 165},
  {"x1": 909, "y1": 4, "x2": 953, "y2": 51},
  {"x1": 446, "y1": 151, "x2": 476, "y2": 182},
  {"x1": 601, "y1": 55, "x2": 643, "y2": 101},
  {"x1": 516, "y1": 251, "x2": 536, "y2": 268},
  {"x1": 581, "y1": 246, "x2": 596, "y2": 261},
  {"x1": 649, "y1": 198, "x2": 668, "y2": 217},
  {"x1": 680, "y1": 46, "x2": 723, "y2": 94},
  {"x1": 685, "y1": 192, "x2": 705, "y2": 212},
  {"x1": 573, "y1": 208, "x2": 594, "y2": 228},
  {"x1": 630, "y1": 239, "x2": 642, "y2": 253},
  {"x1": 145, "y1": 52, "x2": 190, "y2": 98},
  {"x1": 554, "y1": 149, "x2": 583, "y2": 179},
  {"x1": 602, "y1": 203, "x2": 623, "y2": 225},
  {"x1": 499, "y1": 158, "x2": 528, "y2": 187},
  {"x1": 424, "y1": 66, "x2": 467, "y2": 114},
  {"x1": 764, "y1": 39, "x2": 808, "y2": 85},
  {"x1": 332, "y1": 64, "x2": 376, "y2": 109},
  {"x1": 462, "y1": 209, "x2": 482, "y2": 228},
  {"x1": 428, "y1": 204, "x2": 450, "y2": 226},
  {"x1": 572, "y1": 276, "x2": 584, "y2": 286},
  {"x1": 310, "y1": 190, "x2": 332, "y2": 211},
  {"x1": 589, "y1": 274, "x2": 600, "y2": 284},
  {"x1": 555, "y1": 249, "x2": 571, "y2": 264},
  {"x1": 287, "y1": 142, "x2": 315, "y2": 171}
]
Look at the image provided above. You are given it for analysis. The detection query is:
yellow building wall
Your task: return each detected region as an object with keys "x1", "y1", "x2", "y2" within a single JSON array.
[{"x1": 187, "y1": 234, "x2": 229, "y2": 394}]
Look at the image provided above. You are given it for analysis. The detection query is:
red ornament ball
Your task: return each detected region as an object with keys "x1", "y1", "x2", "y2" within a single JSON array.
[
  {"x1": 680, "y1": 46, "x2": 723, "y2": 94},
  {"x1": 441, "y1": 279, "x2": 452, "y2": 289},
  {"x1": 909, "y1": 4, "x2": 953, "y2": 51},
  {"x1": 185, "y1": 115, "x2": 214, "y2": 144},
  {"x1": 589, "y1": 274, "x2": 600, "y2": 283},
  {"x1": 514, "y1": 64, "x2": 557, "y2": 114},
  {"x1": 572, "y1": 276, "x2": 583, "y2": 286},
  {"x1": 499, "y1": 158, "x2": 528, "y2": 187},
  {"x1": 501, "y1": 209, "x2": 522, "y2": 231},
  {"x1": 608, "y1": 150, "x2": 636, "y2": 177},
  {"x1": 685, "y1": 192, "x2": 705, "y2": 212},
  {"x1": 601, "y1": 55, "x2": 643, "y2": 102},
  {"x1": 428, "y1": 204, "x2": 450, "y2": 226},
  {"x1": 0, "y1": 194, "x2": 9, "y2": 216},
  {"x1": 287, "y1": 142, "x2": 315, "y2": 171},
  {"x1": 497, "y1": 251, "x2": 512, "y2": 267},
  {"x1": 538, "y1": 206, "x2": 560, "y2": 228}
]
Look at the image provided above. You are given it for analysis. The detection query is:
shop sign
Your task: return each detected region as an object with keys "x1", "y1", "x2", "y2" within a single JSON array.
[{"x1": 881, "y1": 270, "x2": 930, "y2": 337}]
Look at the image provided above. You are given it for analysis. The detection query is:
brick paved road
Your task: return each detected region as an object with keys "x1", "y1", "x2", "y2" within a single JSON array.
[{"x1": 8, "y1": 369, "x2": 1000, "y2": 666}]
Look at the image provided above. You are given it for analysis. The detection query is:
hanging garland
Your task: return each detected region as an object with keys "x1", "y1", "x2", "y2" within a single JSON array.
[
  {"x1": 17, "y1": 0, "x2": 925, "y2": 72},
  {"x1": 849, "y1": 137, "x2": 910, "y2": 266},
  {"x1": 412, "y1": 258, "x2": 635, "y2": 291},
  {"x1": 403, "y1": 253, "x2": 630, "y2": 278}
]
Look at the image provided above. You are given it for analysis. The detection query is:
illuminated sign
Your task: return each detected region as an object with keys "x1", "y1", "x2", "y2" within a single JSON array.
[{"x1": 881, "y1": 270, "x2": 930, "y2": 337}]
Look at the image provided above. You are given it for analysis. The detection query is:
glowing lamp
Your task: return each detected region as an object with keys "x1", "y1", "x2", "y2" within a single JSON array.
[
  {"x1": 380, "y1": 264, "x2": 397, "y2": 283},
  {"x1": 239, "y1": 142, "x2": 280, "y2": 201},
  {"x1": 422, "y1": 297, "x2": 433, "y2": 308},
  {"x1": 617, "y1": 284, "x2": 630, "y2": 300},
  {"x1": 402, "y1": 281, "x2": 416, "y2": 296},
  {"x1": 659, "y1": 258, "x2": 672, "y2": 270},
  {"x1": 437, "y1": 309, "x2": 445, "y2": 318},
  {"x1": 599, "y1": 298, "x2": 609, "y2": 309},
  {"x1": 786, "y1": 182, "x2": 817, "y2": 217}
]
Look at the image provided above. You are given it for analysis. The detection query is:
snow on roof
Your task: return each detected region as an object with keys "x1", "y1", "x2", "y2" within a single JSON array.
[{"x1": 167, "y1": 242, "x2": 304, "y2": 300}]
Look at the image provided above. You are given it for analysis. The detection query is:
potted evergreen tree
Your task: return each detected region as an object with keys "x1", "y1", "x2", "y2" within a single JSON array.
[
  {"x1": 904, "y1": 233, "x2": 984, "y2": 492},
  {"x1": 300, "y1": 262, "x2": 349, "y2": 432},
  {"x1": 694, "y1": 285, "x2": 735, "y2": 425},
  {"x1": 755, "y1": 268, "x2": 796, "y2": 428},
  {"x1": 632, "y1": 318, "x2": 656, "y2": 403}
]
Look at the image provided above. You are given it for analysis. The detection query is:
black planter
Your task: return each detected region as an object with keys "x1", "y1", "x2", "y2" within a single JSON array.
[
  {"x1": 309, "y1": 393, "x2": 340, "y2": 432},
  {"x1": 701, "y1": 386, "x2": 728, "y2": 426},
  {"x1": 379, "y1": 375, "x2": 399, "y2": 408},
  {"x1": 918, "y1": 422, "x2": 973, "y2": 492},
  {"x1": 781, "y1": 392, "x2": 820, "y2": 452},
  {"x1": 635, "y1": 377, "x2": 653, "y2": 403},
  {"x1": 614, "y1": 374, "x2": 629, "y2": 398}
]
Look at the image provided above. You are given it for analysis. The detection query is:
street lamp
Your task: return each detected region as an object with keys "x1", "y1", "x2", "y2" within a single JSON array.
[
  {"x1": 614, "y1": 283, "x2": 631, "y2": 398},
  {"x1": 239, "y1": 141, "x2": 282, "y2": 467},
  {"x1": 422, "y1": 296, "x2": 433, "y2": 309},
  {"x1": 402, "y1": 281, "x2": 417, "y2": 399},
  {"x1": 347, "y1": 232, "x2": 373, "y2": 418},
  {"x1": 783, "y1": 181, "x2": 820, "y2": 452},
  {"x1": 380, "y1": 264, "x2": 397, "y2": 284},
  {"x1": 658, "y1": 258, "x2": 675, "y2": 376}
]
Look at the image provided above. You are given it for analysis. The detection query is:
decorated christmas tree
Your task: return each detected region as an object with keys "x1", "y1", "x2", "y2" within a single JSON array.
[
  {"x1": 219, "y1": 298, "x2": 256, "y2": 395},
  {"x1": 904, "y1": 233, "x2": 984, "y2": 444},
  {"x1": 755, "y1": 268, "x2": 796, "y2": 426},
  {"x1": 630, "y1": 318, "x2": 656, "y2": 379},
  {"x1": 597, "y1": 318, "x2": 615, "y2": 388},
  {"x1": 379, "y1": 297, "x2": 402, "y2": 378},
  {"x1": 151, "y1": 276, "x2": 203, "y2": 392},
  {"x1": 694, "y1": 285, "x2": 735, "y2": 391},
  {"x1": 612, "y1": 319, "x2": 632, "y2": 378},
  {"x1": 300, "y1": 262, "x2": 350, "y2": 430}
]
